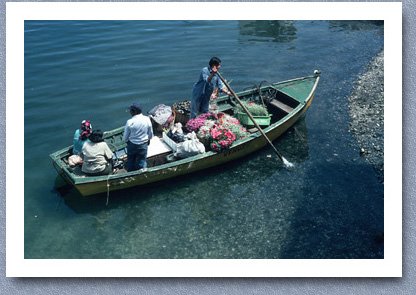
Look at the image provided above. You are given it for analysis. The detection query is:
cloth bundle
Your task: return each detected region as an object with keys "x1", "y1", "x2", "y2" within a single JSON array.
[
  {"x1": 167, "y1": 123, "x2": 185, "y2": 143},
  {"x1": 68, "y1": 155, "x2": 83, "y2": 167},
  {"x1": 174, "y1": 132, "x2": 205, "y2": 159},
  {"x1": 148, "y1": 104, "x2": 173, "y2": 127}
]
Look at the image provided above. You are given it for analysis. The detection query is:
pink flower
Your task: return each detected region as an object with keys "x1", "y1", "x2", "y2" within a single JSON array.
[{"x1": 186, "y1": 113, "x2": 219, "y2": 133}]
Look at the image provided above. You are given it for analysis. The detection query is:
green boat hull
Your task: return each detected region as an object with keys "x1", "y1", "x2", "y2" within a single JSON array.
[{"x1": 50, "y1": 71, "x2": 321, "y2": 196}]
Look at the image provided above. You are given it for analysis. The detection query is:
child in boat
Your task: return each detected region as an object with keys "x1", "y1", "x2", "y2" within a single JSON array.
[{"x1": 81, "y1": 130, "x2": 113, "y2": 176}]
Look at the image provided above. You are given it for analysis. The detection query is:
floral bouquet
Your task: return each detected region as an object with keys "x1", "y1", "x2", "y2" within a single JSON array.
[
  {"x1": 197, "y1": 120, "x2": 216, "y2": 141},
  {"x1": 185, "y1": 112, "x2": 248, "y2": 152},
  {"x1": 225, "y1": 124, "x2": 249, "y2": 141},
  {"x1": 199, "y1": 112, "x2": 218, "y2": 121},
  {"x1": 217, "y1": 113, "x2": 249, "y2": 141},
  {"x1": 209, "y1": 124, "x2": 236, "y2": 152},
  {"x1": 217, "y1": 112, "x2": 239, "y2": 125},
  {"x1": 185, "y1": 113, "x2": 218, "y2": 133}
]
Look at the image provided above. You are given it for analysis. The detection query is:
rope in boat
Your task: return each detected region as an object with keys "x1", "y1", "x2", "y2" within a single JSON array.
[
  {"x1": 258, "y1": 81, "x2": 268, "y2": 108},
  {"x1": 242, "y1": 81, "x2": 277, "y2": 106}
]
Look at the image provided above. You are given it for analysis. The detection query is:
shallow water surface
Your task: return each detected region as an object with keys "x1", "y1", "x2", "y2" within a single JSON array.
[{"x1": 24, "y1": 20, "x2": 384, "y2": 259}]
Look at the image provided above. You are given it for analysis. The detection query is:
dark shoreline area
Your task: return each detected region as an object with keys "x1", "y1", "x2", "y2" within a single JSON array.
[{"x1": 348, "y1": 49, "x2": 384, "y2": 184}]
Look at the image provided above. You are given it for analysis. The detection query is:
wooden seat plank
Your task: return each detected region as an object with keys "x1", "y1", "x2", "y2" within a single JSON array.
[{"x1": 269, "y1": 99, "x2": 294, "y2": 114}]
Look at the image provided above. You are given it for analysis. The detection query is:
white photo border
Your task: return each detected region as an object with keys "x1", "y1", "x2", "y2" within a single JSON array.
[{"x1": 6, "y1": 1, "x2": 402, "y2": 277}]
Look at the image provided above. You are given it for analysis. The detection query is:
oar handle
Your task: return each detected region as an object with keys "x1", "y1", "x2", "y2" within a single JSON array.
[{"x1": 216, "y1": 71, "x2": 285, "y2": 162}]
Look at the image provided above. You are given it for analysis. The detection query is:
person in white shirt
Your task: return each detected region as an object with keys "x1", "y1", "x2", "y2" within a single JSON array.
[
  {"x1": 81, "y1": 130, "x2": 113, "y2": 175},
  {"x1": 123, "y1": 102, "x2": 153, "y2": 171}
]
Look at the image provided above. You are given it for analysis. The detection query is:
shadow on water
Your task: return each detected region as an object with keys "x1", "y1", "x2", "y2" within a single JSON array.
[
  {"x1": 54, "y1": 119, "x2": 310, "y2": 215},
  {"x1": 274, "y1": 143, "x2": 384, "y2": 258},
  {"x1": 277, "y1": 160, "x2": 385, "y2": 259}
]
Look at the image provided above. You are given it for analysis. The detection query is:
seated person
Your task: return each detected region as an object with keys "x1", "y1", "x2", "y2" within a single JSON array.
[
  {"x1": 81, "y1": 130, "x2": 113, "y2": 176},
  {"x1": 73, "y1": 120, "x2": 92, "y2": 155}
]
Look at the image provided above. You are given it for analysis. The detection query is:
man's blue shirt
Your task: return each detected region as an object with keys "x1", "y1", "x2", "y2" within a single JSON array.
[{"x1": 192, "y1": 67, "x2": 225, "y2": 101}]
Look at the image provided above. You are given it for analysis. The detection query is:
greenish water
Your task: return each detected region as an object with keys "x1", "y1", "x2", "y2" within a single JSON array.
[{"x1": 24, "y1": 20, "x2": 384, "y2": 259}]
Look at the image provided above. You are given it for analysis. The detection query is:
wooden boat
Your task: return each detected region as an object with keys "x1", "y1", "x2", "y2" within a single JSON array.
[{"x1": 50, "y1": 70, "x2": 321, "y2": 196}]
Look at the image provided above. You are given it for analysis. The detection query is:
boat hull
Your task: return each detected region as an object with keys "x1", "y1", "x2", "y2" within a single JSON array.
[{"x1": 50, "y1": 72, "x2": 320, "y2": 196}]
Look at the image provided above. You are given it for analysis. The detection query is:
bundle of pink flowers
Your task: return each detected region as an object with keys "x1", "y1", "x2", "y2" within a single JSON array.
[
  {"x1": 209, "y1": 124, "x2": 236, "y2": 152},
  {"x1": 185, "y1": 113, "x2": 218, "y2": 132},
  {"x1": 218, "y1": 112, "x2": 240, "y2": 127},
  {"x1": 217, "y1": 112, "x2": 249, "y2": 141},
  {"x1": 185, "y1": 112, "x2": 248, "y2": 152}
]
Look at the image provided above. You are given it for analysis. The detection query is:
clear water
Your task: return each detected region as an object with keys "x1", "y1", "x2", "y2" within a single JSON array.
[{"x1": 24, "y1": 20, "x2": 384, "y2": 259}]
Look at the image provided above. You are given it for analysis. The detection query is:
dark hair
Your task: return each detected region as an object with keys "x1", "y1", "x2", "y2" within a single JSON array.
[
  {"x1": 132, "y1": 108, "x2": 142, "y2": 115},
  {"x1": 89, "y1": 130, "x2": 104, "y2": 143},
  {"x1": 209, "y1": 57, "x2": 221, "y2": 68},
  {"x1": 128, "y1": 102, "x2": 143, "y2": 115}
]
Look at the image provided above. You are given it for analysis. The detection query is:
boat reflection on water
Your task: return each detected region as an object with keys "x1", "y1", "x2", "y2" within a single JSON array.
[
  {"x1": 53, "y1": 175, "x2": 103, "y2": 213},
  {"x1": 238, "y1": 20, "x2": 297, "y2": 43},
  {"x1": 328, "y1": 20, "x2": 384, "y2": 32}
]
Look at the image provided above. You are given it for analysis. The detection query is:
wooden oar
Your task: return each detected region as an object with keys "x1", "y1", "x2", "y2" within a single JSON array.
[{"x1": 216, "y1": 71, "x2": 294, "y2": 168}]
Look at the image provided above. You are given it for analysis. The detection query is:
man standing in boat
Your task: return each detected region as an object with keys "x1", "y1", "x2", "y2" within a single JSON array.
[
  {"x1": 123, "y1": 102, "x2": 153, "y2": 171},
  {"x1": 190, "y1": 57, "x2": 232, "y2": 119}
]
